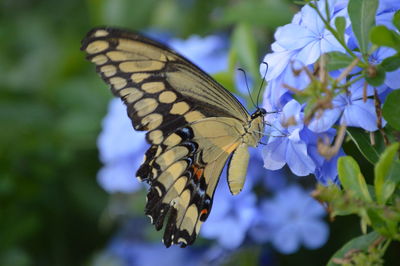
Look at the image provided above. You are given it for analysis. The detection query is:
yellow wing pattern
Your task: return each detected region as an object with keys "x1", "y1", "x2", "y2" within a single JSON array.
[{"x1": 81, "y1": 27, "x2": 265, "y2": 247}]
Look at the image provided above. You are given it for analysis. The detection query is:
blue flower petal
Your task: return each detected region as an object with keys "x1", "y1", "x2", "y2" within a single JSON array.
[
  {"x1": 299, "y1": 219, "x2": 329, "y2": 249},
  {"x1": 308, "y1": 106, "x2": 342, "y2": 133},
  {"x1": 262, "y1": 48, "x2": 298, "y2": 81},
  {"x1": 97, "y1": 156, "x2": 143, "y2": 193},
  {"x1": 272, "y1": 224, "x2": 301, "y2": 254},
  {"x1": 262, "y1": 138, "x2": 288, "y2": 171},
  {"x1": 98, "y1": 99, "x2": 147, "y2": 163},
  {"x1": 386, "y1": 69, "x2": 400, "y2": 90},
  {"x1": 277, "y1": 24, "x2": 315, "y2": 50},
  {"x1": 286, "y1": 139, "x2": 316, "y2": 176},
  {"x1": 341, "y1": 99, "x2": 379, "y2": 131}
]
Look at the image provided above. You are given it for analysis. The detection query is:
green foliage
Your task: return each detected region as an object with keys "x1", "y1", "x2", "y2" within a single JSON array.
[
  {"x1": 374, "y1": 143, "x2": 400, "y2": 204},
  {"x1": 315, "y1": 143, "x2": 400, "y2": 264},
  {"x1": 368, "y1": 10, "x2": 400, "y2": 88},
  {"x1": 370, "y1": 25, "x2": 400, "y2": 51},
  {"x1": 326, "y1": 51, "x2": 354, "y2": 71},
  {"x1": 338, "y1": 156, "x2": 372, "y2": 202},
  {"x1": 346, "y1": 128, "x2": 384, "y2": 164},
  {"x1": 327, "y1": 232, "x2": 383, "y2": 266},
  {"x1": 231, "y1": 23, "x2": 260, "y2": 84},
  {"x1": 365, "y1": 64, "x2": 386, "y2": 86},
  {"x1": 348, "y1": 0, "x2": 379, "y2": 56},
  {"x1": 383, "y1": 90, "x2": 400, "y2": 130},
  {"x1": 335, "y1": 16, "x2": 347, "y2": 43},
  {"x1": 381, "y1": 54, "x2": 400, "y2": 72},
  {"x1": 394, "y1": 10, "x2": 400, "y2": 30}
]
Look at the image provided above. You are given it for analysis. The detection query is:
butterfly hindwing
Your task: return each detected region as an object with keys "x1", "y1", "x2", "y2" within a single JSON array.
[
  {"x1": 138, "y1": 119, "x2": 243, "y2": 246},
  {"x1": 81, "y1": 27, "x2": 263, "y2": 247}
]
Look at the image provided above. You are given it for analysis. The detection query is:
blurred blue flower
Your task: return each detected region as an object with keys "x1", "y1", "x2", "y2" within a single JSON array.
[
  {"x1": 262, "y1": 100, "x2": 316, "y2": 176},
  {"x1": 169, "y1": 35, "x2": 228, "y2": 73},
  {"x1": 248, "y1": 149, "x2": 288, "y2": 192},
  {"x1": 201, "y1": 173, "x2": 257, "y2": 249},
  {"x1": 97, "y1": 99, "x2": 147, "y2": 193},
  {"x1": 253, "y1": 185, "x2": 329, "y2": 254},
  {"x1": 95, "y1": 220, "x2": 240, "y2": 266},
  {"x1": 102, "y1": 222, "x2": 202, "y2": 266},
  {"x1": 107, "y1": 240, "x2": 194, "y2": 266}
]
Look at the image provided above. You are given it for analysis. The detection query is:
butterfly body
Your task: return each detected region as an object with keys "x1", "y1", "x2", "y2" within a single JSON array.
[{"x1": 81, "y1": 27, "x2": 265, "y2": 247}]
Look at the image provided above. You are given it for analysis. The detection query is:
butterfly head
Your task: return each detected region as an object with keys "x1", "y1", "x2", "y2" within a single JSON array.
[
  {"x1": 251, "y1": 107, "x2": 267, "y2": 119},
  {"x1": 245, "y1": 107, "x2": 267, "y2": 147}
]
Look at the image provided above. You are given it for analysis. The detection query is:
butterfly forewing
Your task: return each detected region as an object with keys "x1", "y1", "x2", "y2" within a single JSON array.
[{"x1": 81, "y1": 27, "x2": 260, "y2": 247}]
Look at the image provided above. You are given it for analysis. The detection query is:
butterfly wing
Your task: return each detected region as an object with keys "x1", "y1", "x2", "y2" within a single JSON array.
[{"x1": 81, "y1": 27, "x2": 252, "y2": 247}]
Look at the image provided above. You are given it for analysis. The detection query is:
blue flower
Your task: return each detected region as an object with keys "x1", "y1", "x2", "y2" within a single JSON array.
[
  {"x1": 262, "y1": 100, "x2": 316, "y2": 176},
  {"x1": 377, "y1": 0, "x2": 400, "y2": 14},
  {"x1": 201, "y1": 174, "x2": 257, "y2": 249},
  {"x1": 169, "y1": 35, "x2": 228, "y2": 73},
  {"x1": 261, "y1": 0, "x2": 345, "y2": 76},
  {"x1": 104, "y1": 223, "x2": 202, "y2": 266},
  {"x1": 369, "y1": 47, "x2": 400, "y2": 90},
  {"x1": 261, "y1": 1, "x2": 400, "y2": 181},
  {"x1": 302, "y1": 128, "x2": 343, "y2": 185},
  {"x1": 248, "y1": 149, "x2": 288, "y2": 192},
  {"x1": 308, "y1": 79, "x2": 384, "y2": 132},
  {"x1": 95, "y1": 221, "x2": 239, "y2": 266},
  {"x1": 252, "y1": 185, "x2": 329, "y2": 254},
  {"x1": 97, "y1": 99, "x2": 147, "y2": 193}
]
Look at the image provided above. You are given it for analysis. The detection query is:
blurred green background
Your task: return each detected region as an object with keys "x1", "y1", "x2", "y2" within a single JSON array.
[{"x1": 1, "y1": 0, "x2": 399, "y2": 265}]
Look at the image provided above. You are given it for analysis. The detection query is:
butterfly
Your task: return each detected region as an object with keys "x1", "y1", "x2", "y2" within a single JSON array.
[{"x1": 81, "y1": 27, "x2": 266, "y2": 247}]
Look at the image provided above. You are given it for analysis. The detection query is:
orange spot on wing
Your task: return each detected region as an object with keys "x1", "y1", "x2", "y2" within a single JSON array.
[
  {"x1": 194, "y1": 168, "x2": 204, "y2": 180},
  {"x1": 200, "y1": 209, "x2": 208, "y2": 216},
  {"x1": 191, "y1": 164, "x2": 204, "y2": 180}
]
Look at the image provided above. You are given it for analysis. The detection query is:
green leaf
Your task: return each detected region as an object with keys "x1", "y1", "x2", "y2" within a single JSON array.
[
  {"x1": 394, "y1": 10, "x2": 400, "y2": 31},
  {"x1": 326, "y1": 51, "x2": 354, "y2": 71},
  {"x1": 347, "y1": 127, "x2": 381, "y2": 164},
  {"x1": 366, "y1": 209, "x2": 391, "y2": 236},
  {"x1": 365, "y1": 65, "x2": 386, "y2": 86},
  {"x1": 348, "y1": 0, "x2": 379, "y2": 55},
  {"x1": 370, "y1": 25, "x2": 400, "y2": 51},
  {"x1": 375, "y1": 143, "x2": 400, "y2": 204},
  {"x1": 383, "y1": 90, "x2": 400, "y2": 129},
  {"x1": 327, "y1": 232, "x2": 380, "y2": 266},
  {"x1": 335, "y1": 16, "x2": 347, "y2": 42},
  {"x1": 231, "y1": 23, "x2": 259, "y2": 80},
  {"x1": 381, "y1": 54, "x2": 400, "y2": 72},
  {"x1": 338, "y1": 156, "x2": 372, "y2": 202}
]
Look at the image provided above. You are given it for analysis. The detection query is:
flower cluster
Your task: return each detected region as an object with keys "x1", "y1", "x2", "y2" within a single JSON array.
[
  {"x1": 250, "y1": 185, "x2": 329, "y2": 254},
  {"x1": 261, "y1": 0, "x2": 400, "y2": 183}
]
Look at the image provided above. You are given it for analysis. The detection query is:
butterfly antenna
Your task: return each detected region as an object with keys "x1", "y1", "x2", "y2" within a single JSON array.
[
  {"x1": 256, "y1": 62, "x2": 269, "y2": 107},
  {"x1": 238, "y1": 68, "x2": 257, "y2": 109}
]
